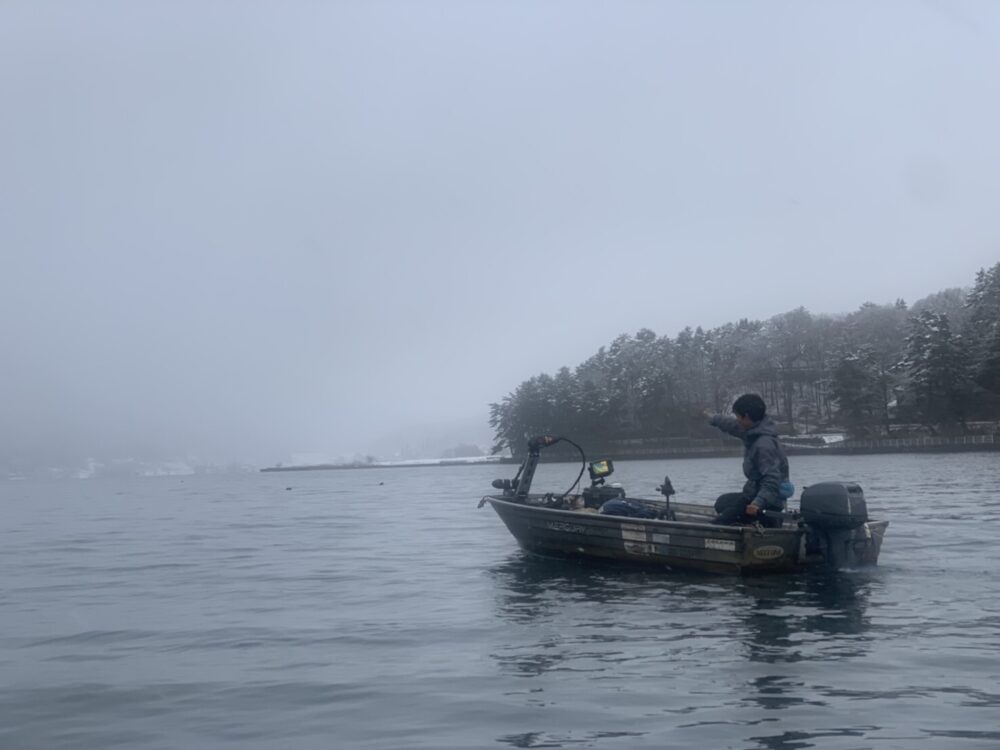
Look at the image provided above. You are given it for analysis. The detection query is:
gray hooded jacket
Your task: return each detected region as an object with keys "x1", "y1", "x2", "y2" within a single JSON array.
[{"x1": 709, "y1": 415, "x2": 790, "y2": 511}]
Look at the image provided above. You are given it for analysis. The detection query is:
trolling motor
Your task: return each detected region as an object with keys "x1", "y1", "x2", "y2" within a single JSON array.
[
  {"x1": 491, "y1": 435, "x2": 563, "y2": 498},
  {"x1": 490, "y1": 437, "x2": 676, "y2": 518},
  {"x1": 490, "y1": 435, "x2": 592, "y2": 505}
]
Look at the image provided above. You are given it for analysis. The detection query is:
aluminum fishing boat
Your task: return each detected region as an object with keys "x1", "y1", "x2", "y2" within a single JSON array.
[{"x1": 480, "y1": 436, "x2": 888, "y2": 574}]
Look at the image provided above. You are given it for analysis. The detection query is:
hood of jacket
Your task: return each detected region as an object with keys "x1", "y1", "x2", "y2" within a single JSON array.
[{"x1": 744, "y1": 416, "x2": 779, "y2": 442}]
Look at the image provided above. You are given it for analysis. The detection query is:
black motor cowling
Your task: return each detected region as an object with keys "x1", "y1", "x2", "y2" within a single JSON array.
[
  {"x1": 800, "y1": 482, "x2": 868, "y2": 530},
  {"x1": 800, "y1": 482, "x2": 873, "y2": 569}
]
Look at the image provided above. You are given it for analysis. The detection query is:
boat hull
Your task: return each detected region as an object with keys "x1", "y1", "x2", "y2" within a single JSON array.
[{"x1": 483, "y1": 496, "x2": 887, "y2": 574}]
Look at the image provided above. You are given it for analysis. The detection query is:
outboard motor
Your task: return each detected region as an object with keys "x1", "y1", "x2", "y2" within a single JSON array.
[{"x1": 800, "y1": 482, "x2": 870, "y2": 568}]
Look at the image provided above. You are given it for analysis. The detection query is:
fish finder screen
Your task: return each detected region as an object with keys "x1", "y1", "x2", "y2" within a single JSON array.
[{"x1": 589, "y1": 460, "x2": 612, "y2": 477}]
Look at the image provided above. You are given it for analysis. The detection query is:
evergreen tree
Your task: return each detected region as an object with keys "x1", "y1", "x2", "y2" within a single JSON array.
[
  {"x1": 901, "y1": 311, "x2": 974, "y2": 433},
  {"x1": 830, "y1": 349, "x2": 880, "y2": 437},
  {"x1": 976, "y1": 326, "x2": 1000, "y2": 396},
  {"x1": 763, "y1": 307, "x2": 815, "y2": 431},
  {"x1": 842, "y1": 302, "x2": 909, "y2": 434},
  {"x1": 963, "y1": 263, "x2": 1000, "y2": 395}
]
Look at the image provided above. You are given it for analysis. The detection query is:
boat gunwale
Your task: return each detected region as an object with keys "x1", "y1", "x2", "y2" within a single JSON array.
[
  {"x1": 483, "y1": 495, "x2": 889, "y2": 537},
  {"x1": 482, "y1": 494, "x2": 806, "y2": 538}
]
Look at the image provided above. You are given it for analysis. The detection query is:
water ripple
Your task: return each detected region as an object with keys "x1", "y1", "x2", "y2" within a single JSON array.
[{"x1": 2, "y1": 457, "x2": 999, "y2": 748}]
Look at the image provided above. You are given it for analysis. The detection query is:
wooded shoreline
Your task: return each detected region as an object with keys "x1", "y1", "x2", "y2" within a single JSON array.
[
  {"x1": 260, "y1": 434, "x2": 999, "y2": 471},
  {"x1": 489, "y1": 263, "x2": 1000, "y2": 457}
]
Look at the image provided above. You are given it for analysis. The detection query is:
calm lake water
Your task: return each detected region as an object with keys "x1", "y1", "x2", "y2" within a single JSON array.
[{"x1": 2, "y1": 453, "x2": 999, "y2": 749}]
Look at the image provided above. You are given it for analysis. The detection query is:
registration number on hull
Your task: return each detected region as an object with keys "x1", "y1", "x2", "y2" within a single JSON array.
[{"x1": 704, "y1": 538, "x2": 736, "y2": 552}]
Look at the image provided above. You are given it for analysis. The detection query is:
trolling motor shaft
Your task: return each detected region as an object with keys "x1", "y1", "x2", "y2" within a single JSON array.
[
  {"x1": 657, "y1": 475, "x2": 676, "y2": 520},
  {"x1": 513, "y1": 435, "x2": 560, "y2": 497},
  {"x1": 488, "y1": 436, "x2": 561, "y2": 496}
]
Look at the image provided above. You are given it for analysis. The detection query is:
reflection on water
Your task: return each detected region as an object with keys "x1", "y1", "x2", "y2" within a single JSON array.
[
  {"x1": 489, "y1": 554, "x2": 664, "y2": 620},
  {"x1": 490, "y1": 554, "x2": 875, "y2": 662},
  {"x1": 488, "y1": 553, "x2": 883, "y2": 749},
  {"x1": 745, "y1": 726, "x2": 876, "y2": 750},
  {"x1": 497, "y1": 730, "x2": 648, "y2": 748},
  {"x1": 737, "y1": 573, "x2": 875, "y2": 663}
]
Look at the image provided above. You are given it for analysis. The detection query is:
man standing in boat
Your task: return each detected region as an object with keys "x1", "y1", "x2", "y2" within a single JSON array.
[{"x1": 705, "y1": 394, "x2": 792, "y2": 527}]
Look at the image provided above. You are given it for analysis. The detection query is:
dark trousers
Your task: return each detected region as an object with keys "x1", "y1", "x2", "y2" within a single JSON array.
[
  {"x1": 711, "y1": 493, "x2": 750, "y2": 525},
  {"x1": 711, "y1": 492, "x2": 782, "y2": 527}
]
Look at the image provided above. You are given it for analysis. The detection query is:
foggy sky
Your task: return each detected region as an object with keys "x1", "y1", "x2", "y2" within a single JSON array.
[{"x1": 2, "y1": 1, "x2": 999, "y2": 466}]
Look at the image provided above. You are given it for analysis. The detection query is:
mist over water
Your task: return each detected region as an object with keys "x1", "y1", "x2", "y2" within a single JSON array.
[
  {"x1": 2, "y1": 452, "x2": 998, "y2": 749},
  {"x1": 3, "y1": 2, "x2": 999, "y2": 471}
]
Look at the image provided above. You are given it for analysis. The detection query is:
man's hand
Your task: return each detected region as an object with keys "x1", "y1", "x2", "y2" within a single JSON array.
[{"x1": 745, "y1": 504, "x2": 760, "y2": 517}]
